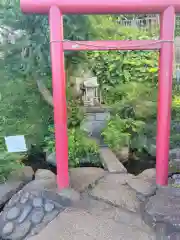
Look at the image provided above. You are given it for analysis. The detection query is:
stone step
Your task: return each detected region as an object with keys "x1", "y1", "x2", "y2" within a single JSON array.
[{"x1": 99, "y1": 147, "x2": 127, "y2": 173}]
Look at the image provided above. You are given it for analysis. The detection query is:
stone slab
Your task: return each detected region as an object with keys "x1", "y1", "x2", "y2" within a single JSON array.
[
  {"x1": 28, "y1": 208, "x2": 155, "y2": 240},
  {"x1": 127, "y1": 177, "x2": 156, "y2": 196},
  {"x1": 99, "y1": 147, "x2": 127, "y2": 173},
  {"x1": 78, "y1": 195, "x2": 153, "y2": 234},
  {"x1": 90, "y1": 174, "x2": 141, "y2": 212},
  {"x1": 69, "y1": 167, "x2": 105, "y2": 192},
  {"x1": 137, "y1": 169, "x2": 156, "y2": 182}
]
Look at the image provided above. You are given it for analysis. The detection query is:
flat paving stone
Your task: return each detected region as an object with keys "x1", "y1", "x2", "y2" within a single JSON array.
[
  {"x1": 99, "y1": 147, "x2": 127, "y2": 173},
  {"x1": 28, "y1": 208, "x2": 155, "y2": 240},
  {"x1": 69, "y1": 167, "x2": 105, "y2": 192},
  {"x1": 90, "y1": 174, "x2": 141, "y2": 212},
  {"x1": 127, "y1": 177, "x2": 156, "y2": 196},
  {"x1": 77, "y1": 195, "x2": 153, "y2": 234}
]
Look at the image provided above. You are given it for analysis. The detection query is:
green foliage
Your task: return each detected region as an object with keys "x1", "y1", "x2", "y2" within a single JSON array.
[
  {"x1": 88, "y1": 15, "x2": 156, "y2": 40},
  {"x1": 0, "y1": 76, "x2": 52, "y2": 145},
  {"x1": 87, "y1": 18, "x2": 158, "y2": 106},
  {"x1": 44, "y1": 125, "x2": 99, "y2": 168},
  {"x1": 0, "y1": 136, "x2": 24, "y2": 182},
  {"x1": 88, "y1": 50, "x2": 158, "y2": 105},
  {"x1": 0, "y1": 0, "x2": 92, "y2": 78},
  {"x1": 0, "y1": 0, "x2": 88, "y2": 151},
  {"x1": 110, "y1": 82, "x2": 157, "y2": 120},
  {"x1": 102, "y1": 116, "x2": 145, "y2": 151},
  {"x1": 67, "y1": 128, "x2": 100, "y2": 168},
  {"x1": 85, "y1": 17, "x2": 159, "y2": 154},
  {"x1": 66, "y1": 82, "x2": 84, "y2": 127},
  {"x1": 175, "y1": 15, "x2": 180, "y2": 36},
  {"x1": 0, "y1": 152, "x2": 24, "y2": 182}
]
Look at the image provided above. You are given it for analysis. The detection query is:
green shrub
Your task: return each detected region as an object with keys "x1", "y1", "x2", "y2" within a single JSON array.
[
  {"x1": 66, "y1": 81, "x2": 85, "y2": 128},
  {"x1": 43, "y1": 125, "x2": 99, "y2": 168},
  {"x1": 102, "y1": 116, "x2": 145, "y2": 152},
  {"x1": 87, "y1": 22, "x2": 159, "y2": 104},
  {"x1": 68, "y1": 128, "x2": 100, "y2": 167},
  {"x1": 109, "y1": 81, "x2": 157, "y2": 120},
  {"x1": 0, "y1": 152, "x2": 24, "y2": 182},
  {"x1": 0, "y1": 76, "x2": 52, "y2": 146}
]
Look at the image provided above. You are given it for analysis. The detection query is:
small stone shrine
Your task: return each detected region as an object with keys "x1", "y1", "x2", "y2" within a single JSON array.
[{"x1": 82, "y1": 77, "x2": 101, "y2": 107}]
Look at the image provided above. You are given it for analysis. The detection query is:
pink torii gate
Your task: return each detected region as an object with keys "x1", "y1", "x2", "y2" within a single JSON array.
[{"x1": 20, "y1": 0, "x2": 179, "y2": 189}]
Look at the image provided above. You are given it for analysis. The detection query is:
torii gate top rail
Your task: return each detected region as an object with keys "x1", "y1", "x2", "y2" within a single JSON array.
[
  {"x1": 21, "y1": 0, "x2": 180, "y2": 14},
  {"x1": 20, "y1": 0, "x2": 180, "y2": 190}
]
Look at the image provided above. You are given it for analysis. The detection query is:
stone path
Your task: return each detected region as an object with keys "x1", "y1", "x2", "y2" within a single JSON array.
[
  {"x1": 28, "y1": 196, "x2": 155, "y2": 240},
  {"x1": 28, "y1": 167, "x2": 156, "y2": 240},
  {"x1": 0, "y1": 166, "x2": 157, "y2": 240}
]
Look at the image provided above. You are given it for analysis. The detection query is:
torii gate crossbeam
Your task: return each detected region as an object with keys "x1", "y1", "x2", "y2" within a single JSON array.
[{"x1": 20, "y1": 0, "x2": 178, "y2": 190}]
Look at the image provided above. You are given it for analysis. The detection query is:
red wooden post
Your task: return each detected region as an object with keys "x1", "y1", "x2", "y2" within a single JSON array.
[
  {"x1": 156, "y1": 6, "x2": 175, "y2": 186},
  {"x1": 49, "y1": 6, "x2": 69, "y2": 189}
]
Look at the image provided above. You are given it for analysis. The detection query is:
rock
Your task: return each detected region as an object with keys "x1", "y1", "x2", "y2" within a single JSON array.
[
  {"x1": 46, "y1": 153, "x2": 56, "y2": 167},
  {"x1": 69, "y1": 167, "x2": 105, "y2": 192},
  {"x1": 20, "y1": 192, "x2": 30, "y2": 204},
  {"x1": 43, "y1": 191, "x2": 72, "y2": 207},
  {"x1": 44, "y1": 202, "x2": 55, "y2": 212},
  {"x1": 33, "y1": 197, "x2": 43, "y2": 207},
  {"x1": 6, "y1": 206, "x2": 21, "y2": 220},
  {"x1": 90, "y1": 174, "x2": 141, "y2": 212},
  {"x1": 18, "y1": 205, "x2": 33, "y2": 223},
  {"x1": 23, "y1": 178, "x2": 57, "y2": 191},
  {"x1": 137, "y1": 169, "x2": 156, "y2": 182},
  {"x1": 7, "y1": 192, "x2": 21, "y2": 207},
  {"x1": 2, "y1": 222, "x2": 14, "y2": 236},
  {"x1": 99, "y1": 147, "x2": 127, "y2": 173},
  {"x1": 35, "y1": 169, "x2": 56, "y2": 181},
  {"x1": 58, "y1": 188, "x2": 80, "y2": 202},
  {"x1": 8, "y1": 166, "x2": 34, "y2": 183},
  {"x1": 0, "y1": 181, "x2": 24, "y2": 208},
  {"x1": 115, "y1": 147, "x2": 129, "y2": 163},
  {"x1": 31, "y1": 209, "x2": 45, "y2": 224},
  {"x1": 0, "y1": 189, "x2": 70, "y2": 239},
  {"x1": 98, "y1": 173, "x2": 134, "y2": 185},
  {"x1": 8, "y1": 221, "x2": 32, "y2": 239},
  {"x1": 127, "y1": 177, "x2": 156, "y2": 197},
  {"x1": 143, "y1": 186, "x2": 180, "y2": 237}
]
